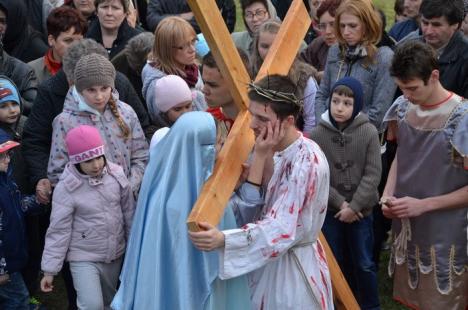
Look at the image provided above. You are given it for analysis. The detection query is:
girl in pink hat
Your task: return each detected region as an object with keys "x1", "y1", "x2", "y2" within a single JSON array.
[
  {"x1": 40, "y1": 125, "x2": 135, "y2": 310},
  {"x1": 149, "y1": 74, "x2": 194, "y2": 152}
]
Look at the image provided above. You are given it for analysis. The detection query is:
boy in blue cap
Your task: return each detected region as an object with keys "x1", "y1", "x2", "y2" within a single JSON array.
[
  {"x1": 310, "y1": 76, "x2": 382, "y2": 310},
  {"x1": 0, "y1": 76, "x2": 30, "y2": 193}
]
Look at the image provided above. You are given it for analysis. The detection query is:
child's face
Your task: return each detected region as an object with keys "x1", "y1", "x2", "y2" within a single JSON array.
[
  {"x1": 330, "y1": 93, "x2": 354, "y2": 124},
  {"x1": 79, "y1": 156, "x2": 105, "y2": 177},
  {"x1": 0, "y1": 151, "x2": 11, "y2": 173},
  {"x1": 166, "y1": 101, "x2": 193, "y2": 123},
  {"x1": 258, "y1": 31, "x2": 276, "y2": 61},
  {"x1": 0, "y1": 101, "x2": 20, "y2": 124},
  {"x1": 81, "y1": 86, "x2": 112, "y2": 113}
]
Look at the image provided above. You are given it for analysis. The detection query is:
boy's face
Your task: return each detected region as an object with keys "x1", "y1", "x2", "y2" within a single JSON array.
[
  {"x1": 330, "y1": 93, "x2": 354, "y2": 124},
  {"x1": 79, "y1": 156, "x2": 105, "y2": 177},
  {"x1": 166, "y1": 101, "x2": 193, "y2": 123},
  {"x1": 0, "y1": 151, "x2": 11, "y2": 173},
  {"x1": 395, "y1": 77, "x2": 433, "y2": 105},
  {"x1": 202, "y1": 66, "x2": 233, "y2": 109},
  {"x1": 248, "y1": 99, "x2": 290, "y2": 139},
  {"x1": 0, "y1": 101, "x2": 20, "y2": 124}
]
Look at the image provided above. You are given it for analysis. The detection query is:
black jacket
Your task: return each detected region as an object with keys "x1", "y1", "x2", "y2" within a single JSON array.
[
  {"x1": 22, "y1": 70, "x2": 151, "y2": 187},
  {"x1": 438, "y1": 31, "x2": 468, "y2": 98},
  {"x1": 24, "y1": 0, "x2": 48, "y2": 42},
  {"x1": 112, "y1": 50, "x2": 145, "y2": 105},
  {"x1": 0, "y1": 51, "x2": 37, "y2": 116},
  {"x1": 86, "y1": 19, "x2": 142, "y2": 60},
  {"x1": 0, "y1": 0, "x2": 48, "y2": 63},
  {"x1": 146, "y1": 0, "x2": 236, "y2": 33}
]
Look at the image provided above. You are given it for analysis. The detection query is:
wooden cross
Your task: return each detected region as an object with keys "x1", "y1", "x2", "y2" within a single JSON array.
[{"x1": 186, "y1": 0, "x2": 359, "y2": 308}]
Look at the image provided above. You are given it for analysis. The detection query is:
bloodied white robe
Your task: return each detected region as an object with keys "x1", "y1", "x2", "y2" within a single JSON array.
[{"x1": 220, "y1": 134, "x2": 334, "y2": 310}]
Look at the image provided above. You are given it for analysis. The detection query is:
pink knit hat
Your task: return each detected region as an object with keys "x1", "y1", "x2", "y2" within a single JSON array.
[
  {"x1": 154, "y1": 75, "x2": 193, "y2": 113},
  {"x1": 65, "y1": 125, "x2": 105, "y2": 164}
]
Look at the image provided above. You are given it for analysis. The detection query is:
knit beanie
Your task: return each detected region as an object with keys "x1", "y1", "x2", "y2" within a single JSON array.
[
  {"x1": 74, "y1": 53, "x2": 116, "y2": 93},
  {"x1": 153, "y1": 75, "x2": 193, "y2": 113},
  {"x1": 0, "y1": 77, "x2": 20, "y2": 106},
  {"x1": 328, "y1": 76, "x2": 364, "y2": 128},
  {"x1": 65, "y1": 125, "x2": 105, "y2": 164}
]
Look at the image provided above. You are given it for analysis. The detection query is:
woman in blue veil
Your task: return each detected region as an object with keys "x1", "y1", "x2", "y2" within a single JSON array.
[{"x1": 111, "y1": 111, "x2": 251, "y2": 310}]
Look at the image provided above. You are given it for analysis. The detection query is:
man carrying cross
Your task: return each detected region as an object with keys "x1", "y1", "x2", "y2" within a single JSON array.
[{"x1": 190, "y1": 74, "x2": 333, "y2": 310}]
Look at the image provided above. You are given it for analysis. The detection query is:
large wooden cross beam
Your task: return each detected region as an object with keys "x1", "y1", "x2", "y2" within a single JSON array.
[{"x1": 186, "y1": 1, "x2": 359, "y2": 309}]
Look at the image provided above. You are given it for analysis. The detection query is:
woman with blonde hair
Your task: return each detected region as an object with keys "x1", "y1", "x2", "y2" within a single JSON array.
[
  {"x1": 250, "y1": 20, "x2": 319, "y2": 134},
  {"x1": 142, "y1": 16, "x2": 206, "y2": 129},
  {"x1": 315, "y1": 0, "x2": 396, "y2": 133}
]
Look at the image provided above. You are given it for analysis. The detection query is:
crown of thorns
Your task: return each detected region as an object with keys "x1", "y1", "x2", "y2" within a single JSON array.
[{"x1": 248, "y1": 81, "x2": 303, "y2": 108}]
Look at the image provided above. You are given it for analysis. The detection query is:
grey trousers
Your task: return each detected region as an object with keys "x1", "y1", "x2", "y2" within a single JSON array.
[{"x1": 69, "y1": 258, "x2": 122, "y2": 310}]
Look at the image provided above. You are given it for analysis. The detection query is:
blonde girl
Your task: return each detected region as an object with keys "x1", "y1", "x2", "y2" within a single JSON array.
[
  {"x1": 47, "y1": 53, "x2": 149, "y2": 196},
  {"x1": 142, "y1": 16, "x2": 206, "y2": 129}
]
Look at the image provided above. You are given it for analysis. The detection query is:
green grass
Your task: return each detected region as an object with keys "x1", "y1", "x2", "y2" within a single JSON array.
[
  {"x1": 35, "y1": 250, "x2": 405, "y2": 309},
  {"x1": 235, "y1": 0, "x2": 244, "y2": 32}
]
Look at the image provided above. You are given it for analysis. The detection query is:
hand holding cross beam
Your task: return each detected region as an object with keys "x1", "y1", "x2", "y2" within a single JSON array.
[{"x1": 186, "y1": 0, "x2": 359, "y2": 309}]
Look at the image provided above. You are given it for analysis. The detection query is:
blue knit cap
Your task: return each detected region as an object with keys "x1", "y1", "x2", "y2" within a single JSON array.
[
  {"x1": 328, "y1": 76, "x2": 364, "y2": 128},
  {"x1": 0, "y1": 77, "x2": 20, "y2": 107}
]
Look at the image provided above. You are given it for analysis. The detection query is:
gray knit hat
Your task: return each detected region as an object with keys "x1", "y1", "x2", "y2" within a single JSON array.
[{"x1": 74, "y1": 53, "x2": 116, "y2": 93}]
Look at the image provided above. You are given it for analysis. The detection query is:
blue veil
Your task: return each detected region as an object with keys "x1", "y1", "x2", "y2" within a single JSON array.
[{"x1": 111, "y1": 112, "x2": 250, "y2": 310}]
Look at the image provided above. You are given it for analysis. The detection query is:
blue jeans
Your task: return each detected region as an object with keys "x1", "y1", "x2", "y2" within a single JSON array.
[
  {"x1": 322, "y1": 212, "x2": 380, "y2": 310},
  {"x1": 0, "y1": 272, "x2": 29, "y2": 310}
]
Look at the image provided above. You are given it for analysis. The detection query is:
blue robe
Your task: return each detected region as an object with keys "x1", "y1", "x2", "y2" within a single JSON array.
[{"x1": 111, "y1": 112, "x2": 251, "y2": 310}]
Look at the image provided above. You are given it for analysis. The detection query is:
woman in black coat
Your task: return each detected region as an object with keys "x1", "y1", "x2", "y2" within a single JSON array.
[
  {"x1": 0, "y1": 0, "x2": 48, "y2": 63},
  {"x1": 86, "y1": 0, "x2": 141, "y2": 59}
]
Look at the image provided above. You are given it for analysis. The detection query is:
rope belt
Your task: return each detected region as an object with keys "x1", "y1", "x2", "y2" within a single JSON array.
[{"x1": 288, "y1": 238, "x2": 322, "y2": 309}]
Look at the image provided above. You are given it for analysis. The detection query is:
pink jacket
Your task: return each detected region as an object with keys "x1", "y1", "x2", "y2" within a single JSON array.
[{"x1": 41, "y1": 162, "x2": 135, "y2": 275}]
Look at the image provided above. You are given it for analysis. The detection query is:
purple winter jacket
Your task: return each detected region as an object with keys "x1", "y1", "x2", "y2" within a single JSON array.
[{"x1": 41, "y1": 162, "x2": 135, "y2": 275}]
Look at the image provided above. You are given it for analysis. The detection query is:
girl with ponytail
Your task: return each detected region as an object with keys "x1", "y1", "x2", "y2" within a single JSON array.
[{"x1": 47, "y1": 53, "x2": 149, "y2": 196}]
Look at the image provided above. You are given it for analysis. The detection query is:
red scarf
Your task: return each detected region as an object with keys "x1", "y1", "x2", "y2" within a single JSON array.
[
  {"x1": 207, "y1": 107, "x2": 234, "y2": 132},
  {"x1": 44, "y1": 49, "x2": 62, "y2": 76},
  {"x1": 183, "y1": 64, "x2": 199, "y2": 88}
]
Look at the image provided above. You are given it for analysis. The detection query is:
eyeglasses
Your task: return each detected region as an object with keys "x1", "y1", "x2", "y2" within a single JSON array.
[
  {"x1": 317, "y1": 21, "x2": 334, "y2": 31},
  {"x1": 173, "y1": 38, "x2": 198, "y2": 51},
  {"x1": 0, "y1": 151, "x2": 11, "y2": 161},
  {"x1": 244, "y1": 10, "x2": 267, "y2": 20}
]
